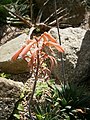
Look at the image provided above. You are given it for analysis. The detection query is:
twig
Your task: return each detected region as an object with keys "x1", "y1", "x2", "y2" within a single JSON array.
[
  {"x1": 29, "y1": 0, "x2": 34, "y2": 23},
  {"x1": 28, "y1": 79, "x2": 37, "y2": 120},
  {"x1": 36, "y1": 0, "x2": 50, "y2": 23},
  {"x1": 44, "y1": 8, "x2": 66, "y2": 24},
  {"x1": 49, "y1": 13, "x2": 68, "y2": 26}
]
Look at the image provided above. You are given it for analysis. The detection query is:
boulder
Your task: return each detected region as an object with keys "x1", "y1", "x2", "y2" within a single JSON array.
[
  {"x1": 0, "y1": 77, "x2": 24, "y2": 120},
  {"x1": 35, "y1": 0, "x2": 86, "y2": 27},
  {"x1": 48, "y1": 27, "x2": 88, "y2": 83},
  {"x1": 0, "y1": 33, "x2": 29, "y2": 74},
  {"x1": 72, "y1": 30, "x2": 90, "y2": 86}
]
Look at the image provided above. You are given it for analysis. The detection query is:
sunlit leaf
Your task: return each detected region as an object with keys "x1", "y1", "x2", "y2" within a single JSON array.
[
  {"x1": 42, "y1": 34, "x2": 48, "y2": 42},
  {"x1": 13, "y1": 113, "x2": 20, "y2": 119},
  {"x1": 28, "y1": 48, "x2": 39, "y2": 71},
  {"x1": 48, "y1": 55, "x2": 57, "y2": 70},
  {"x1": 20, "y1": 92, "x2": 24, "y2": 99},
  {"x1": 19, "y1": 40, "x2": 36, "y2": 58},
  {"x1": 45, "y1": 41, "x2": 64, "y2": 53},
  {"x1": 11, "y1": 45, "x2": 25, "y2": 61},
  {"x1": 25, "y1": 39, "x2": 32, "y2": 44},
  {"x1": 36, "y1": 114, "x2": 45, "y2": 120},
  {"x1": 44, "y1": 32, "x2": 57, "y2": 43},
  {"x1": 17, "y1": 103, "x2": 24, "y2": 111}
]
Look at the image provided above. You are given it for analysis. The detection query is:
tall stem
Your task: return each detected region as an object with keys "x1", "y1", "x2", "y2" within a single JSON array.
[
  {"x1": 30, "y1": 0, "x2": 34, "y2": 23},
  {"x1": 28, "y1": 41, "x2": 39, "y2": 120},
  {"x1": 54, "y1": 0, "x2": 66, "y2": 87}
]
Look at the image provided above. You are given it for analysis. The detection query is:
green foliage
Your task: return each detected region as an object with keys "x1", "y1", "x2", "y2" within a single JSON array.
[
  {"x1": 9, "y1": 88, "x2": 27, "y2": 120},
  {"x1": 0, "y1": 5, "x2": 8, "y2": 24},
  {"x1": 33, "y1": 83, "x2": 90, "y2": 120},
  {"x1": 0, "y1": 73, "x2": 11, "y2": 78},
  {"x1": 0, "y1": 0, "x2": 29, "y2": 25},
  {"x1": 13, "y1": 113, "x2": 20, "y2": 120},
  {"x1": 35, "y1": 82, "x2": 48, "y2": 99},
  {"x1": 0, "y1": 0, "x2": 15, "y2": 5},
  {"x1": 34, "y1": 102, "x2": 60, "y2": 120},
  {"x1": 35, "y1": 79, "x2": 55, "y2": 99},
  {"x1": 11, "y1": 101, "x2": 24, "y2": 120}
]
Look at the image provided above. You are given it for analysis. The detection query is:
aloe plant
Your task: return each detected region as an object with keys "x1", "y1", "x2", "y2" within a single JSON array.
[{"x1": 11, "y1": 32, "x2": 64, "y2": 119}]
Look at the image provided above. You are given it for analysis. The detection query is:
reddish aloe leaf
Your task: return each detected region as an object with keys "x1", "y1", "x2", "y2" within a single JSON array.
[
  {"x1": 11, "y1": 45, "x2": 25, "y2": 61},
  {"x1": 23, "y1": 56, "x2": 31, "y2": 62},
  {"x1": 38, "y1": 34, "x2": 44, "y2": 42},
  {"x1": 43, "y1": 67, "x2": 51, "y2": 76},
  {"x1": 39, "y1": 52, "x2": 48, "y2": 65},
  {"x1": 28, "y1": 57, "x2": 33, "y2": 70},
  {"x1": 19, "y1": 40, "x2": 36, "y2": 58},
  {"x1": 45, "y1": 41, "x2": 64, "y2": 53},
  {"x1": 49, "y1": 56, "x2": 54, "y2": 70},
  {"x1": 40, "y1": 52, "x2": 48, "y2": 60},
  {"x1": 42, "y1": 35, "x2": 48, "y2": 42},
  {"x1": 34, "y1": 36, "x2": 39, "y2": 41},
  {"x1": 25, "y1": 39, "x2": 32, "y2": 44},
  {"x1": 44, "y1": 32, "x2": 57, "y2": 43},
  {"x1": 49, "y1": 55, "x2": 57, "y2": 65},
  {"x1": 34, "y1": 34, "x2": 44, "y2": 43},
  {"x1": 28, "y1": 48, "x2": 39, "y2": 68},
  {"x1": 27, "y1": 50, "x2": 37, "y2": 71},
  {"x1": 23, "y1": 55, "x2": 34, "y2": 70},
  {"x1": 31, "y1": 48, "x2": 39, "y2": 59},
  {"x1": 48, "y1": 55, "x2": 57, "y2": 70}
]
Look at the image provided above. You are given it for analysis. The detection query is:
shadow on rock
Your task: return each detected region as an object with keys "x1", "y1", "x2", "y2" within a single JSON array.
[{"x1": 72, "y1": 30, "x2": 90, "y2": 89}]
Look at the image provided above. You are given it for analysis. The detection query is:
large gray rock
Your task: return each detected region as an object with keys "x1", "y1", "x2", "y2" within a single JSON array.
[
  {"x1": 0, "y1": 33, "x2": 29, "y2": 74},
  {"x1": 35, "y1": 0, "x2": 86, "y2": 27},
  {"x1": 72, "y1": 30, "x2": 90, "y2": 86},
  {"x1": 49, "y1": 27, "x2": 88, "y2": 83},
  {"x1": 0, "y1": 77, "x2": 24, "y2": 120}
]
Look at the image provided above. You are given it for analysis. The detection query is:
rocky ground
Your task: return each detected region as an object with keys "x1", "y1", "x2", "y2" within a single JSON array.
[
  {"x1": 0, "y1": 6, "x2": 90, "y2": 120},
  {"x1": 0, "y1": 26, "x2": 31, "y2": 120}
]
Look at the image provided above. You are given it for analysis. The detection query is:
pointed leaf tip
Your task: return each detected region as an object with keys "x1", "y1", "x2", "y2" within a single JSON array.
[
  {"x1": 44, "y1": 32, "x2": 57, "y2": 43},
  {"x1": 45, "y1": 41, "x2": 64, "y2": 53},
  {"x1": 11, "y1": 46, "x2": 25, "y2": 61},
  {"x1": 19, "y1": 40, "x2": 36, "y2": 58}
]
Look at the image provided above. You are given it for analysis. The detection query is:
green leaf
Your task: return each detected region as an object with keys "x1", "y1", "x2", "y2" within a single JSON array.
[
  {"x1": 36, "y1": 28, "x2": 40, "y2": 33},
  {"x1": 20, "y1": 92, "x2": 24, "y2": 99},
  {"x1": 65, "y1": 106, "x2": 71, "y2": 109},
  {"x1": 0, "y1": 73, "x2": 11, "y2": 78},
  {"x1": 13, "y1": 113, "x2": 20, "y2": 119},
  {"x1": 61, "y1": 109, "x2": 66, "y2": 112},
  {"x1": 17, "y1": 103, "x2": 24, "y2": 111},
  {"x1": 36, "y1": 114, "x2": 45, "y2": 120},
  {"x1": 0, "y1": 0, "x2": 12, "y2": 5},
  {"x1": 54, "y1": 102, "x2": 59, "y2": 106},
  {"x1": 61, "y1": 98, "x2": 67, "y2": 106}
]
